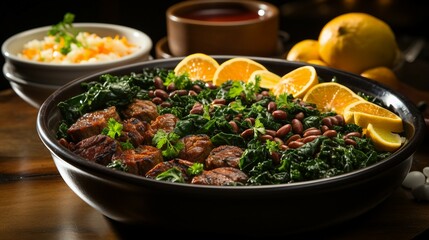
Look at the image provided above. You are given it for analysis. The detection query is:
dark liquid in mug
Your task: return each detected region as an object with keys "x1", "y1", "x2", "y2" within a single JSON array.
[{"x1": 182, "y1": 7, "x2": 260, "y2": 22}]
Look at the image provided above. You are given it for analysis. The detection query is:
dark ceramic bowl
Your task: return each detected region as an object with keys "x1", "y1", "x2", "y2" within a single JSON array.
[{"x1": 36, "y1": 56, "x2": 426, "y2": 236}]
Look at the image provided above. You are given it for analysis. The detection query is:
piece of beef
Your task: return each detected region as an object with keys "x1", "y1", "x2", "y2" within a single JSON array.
[
  {"x1": 191, "y1": 167, "x2": 248, "y2": 186},
  {"x1": 147, "y1": 113, "x2": 179, "y2": 140},
  {"x1": 205, "y1": 145, "x2": 243, "y2": 169},
  {"x1": 145, "y1": 159, "x2": 195, "y2": 183},
  {"x1": 72, "y1": 134, "x2": 118, "y2": 166},
  {"x1": 118, "y1": 117, "x2": 150, "y2": 147},
  {"x1": 111, "y1": 145, "x2": 163, "y2": 176},
  {"x1": 178, "y1": 134, "x2": 213, "y2": 163},
  {"x1": 67, "y1": 106, "x2": 121, "y2": 142},
  {"x1": 122, "y1": 99, "x2": 159, "y2": 123}
]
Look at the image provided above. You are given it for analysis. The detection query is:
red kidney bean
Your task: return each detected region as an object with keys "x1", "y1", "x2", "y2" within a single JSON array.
[
  {"x1": 190, "y1": 107, "x2": 203, "y2": 115},
  {"x1": 267, "y1": 101, "x2": 277, "y2": 113},
  {"x1": 285, "y1": 134, "x2": 301, "y2": 145},
  {"x1": 303, "y1": 128, "x2": 322, "y2": 137},
  {"x1": 271, "y1": 151, "x2": 281, "y2": 165},
  {"x1": 154, "y1": 89, "x2": 169, "y2": 100},
  {"x1": 301, "y1": 135, "x2": 319, "y2": 143},
  {"x1": 295, "y1": 112, "x2": 305, "y2": 121},
  {"x1": 272, "y1": 110, "x2": 287, "y2": 120},
  {"x1": 207, "y1": 82, "x2": 217, "y2": 89},
  {"x1": 166, "y1": 83, "x2": 176, "y2": 92},
  {"x1": 322, "y1": 117, "x2": 333, "y2": 128},
  {"x1": 229, "y1": 121, "x2": 239, "y2": 133},
  {"x1": 244, "y1": 117, "x2": 255, "y2": 126},
  {"x1": 344, "y1": 132, "x2": 362, "y2": 139},
  {"x1": 261, "y1": 90, "x2": 270, "y2": 96},
  {"x1": 160, "y1": 102, "x2": 171, "y2": 108},
  {"x1": 188, "y1": 90, "x2": 198, "y2": 96},
  {"x1": 276, "y1": 124, "x2": 292, "y2": 138},
  {"x1": 344, "y1": 138, "x2": 357, "y2": 146},
  {"x1": 291, "y1": 119, "x2": 303, "y2": 134},
  {"x1": 148, "y1": 90, "x2": 155, "y2": 98},
  {"x1": 288, "y1": 140, "x2": 304, "y2": 149},
  {"x1": 280, "y1": 144, "x2": 289, "y2": 151},
  {"x1": 212, "y1": 98, "x2": 227, "y2": 105},
  {"x1": 151, "y1": 97, "x2": 163, "y2": 105},
  {"x1": 265, "y1": 129, "x2": 277, "y2": 137},
  {"x1": 192, "y1": 84, "x2": 202, "y2": 93},
  {"x1": 334, "y1": 115, "x2": 345, "y2": 125},
  {"x1": 153, "y1": 76, "x2": 165, "y2": 90},
  {"x1": 323, "y1": 129, "x2": 337, "y2": 138},
  {"x1": 330, "y1": 116, "x2": 339, "y2": 125},
  {"x1": 240, "y1": 129, "x2": 254, "y2": 139},
  {"x1": 321, "y1": 125, "x2": 330, "y2": 133},
  {"x1": 259, "y1": 134, "x2": 274, "y2": 142}
]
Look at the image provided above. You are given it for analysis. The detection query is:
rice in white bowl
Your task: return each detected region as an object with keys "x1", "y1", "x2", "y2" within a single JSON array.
[{"x1": 18, "y1": 32, "x2": 139, "y2": 64}]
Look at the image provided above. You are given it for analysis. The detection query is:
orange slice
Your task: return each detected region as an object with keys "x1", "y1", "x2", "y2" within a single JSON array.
[
  {"x1": 174, "y1": 53, "x2": 219, "y2": 82},
  {"x1": 366, "y1": 123, "x2": 403, "y2": 152},
  {"x1": 343, "y1": 100, "x2": 403, "y2": 133},
  {"x1": 271, "y1": 65, "x2": 318, "y2": 98},
  {"x1": 247, "y1": 69, "x2": 281, "y2": 89},
  {"x1": 212, "y1": 57, "x2": 267, "y2": 86},
  {"x1": 302, "y1": 82, "x2": 363, "y2": 115}
]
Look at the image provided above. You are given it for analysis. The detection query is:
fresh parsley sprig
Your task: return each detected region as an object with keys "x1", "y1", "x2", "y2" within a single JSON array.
[
  {"x1": 152, "y1": 130, "x2": 184, "y2": 159},
  {"x1": 102, "y1": 118, "x2": 123, "y2": 139},
  {"x1": 48, "y1": 12, "x2": 82, "y2": 55}
]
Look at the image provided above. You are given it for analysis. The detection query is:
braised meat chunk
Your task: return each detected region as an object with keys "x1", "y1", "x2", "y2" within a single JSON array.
[
  {"x1": 145, "y1": 159, "x2": 195, "y2": 183},
  {"x1": 67, "y1": 106, "x2": 121, "y2": 142},
  {"x1": 118, "y1": 118, "x2": 150, "y2": 147},
  {"x1": 112, "y1": 145, "x2": 163, "y2": 176},
  {"x1": 122, "y1": 99, "x2": 159, "y2": 123},
  {"x1": 191, "y1": 167, "x2": 248, "y2": 186},
  {"x1": 178, "y1": 134, "x2": 213, "y2": 163},
  {"x1": 205, "y1": 145, "x2": 243, "y2": 170},
  {"x1": 72, "y1": 134, "x2": 118, "y2": 166},
  {"x1": 147, "y1": 113, "x2": 179, "y2": 139}
]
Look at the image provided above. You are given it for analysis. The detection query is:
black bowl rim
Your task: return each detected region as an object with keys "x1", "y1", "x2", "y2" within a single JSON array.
[{"x1": 37, "y1": 55, "x2": 426, "y2": 192}]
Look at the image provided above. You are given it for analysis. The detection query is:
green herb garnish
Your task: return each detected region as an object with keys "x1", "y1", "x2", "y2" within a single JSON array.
[
  {"x1": 48, "y1": 12, "x2": 82, "y2": 55},
  {"x1": 152, "y1": 130, "x2": 184, "y2": 159},
  {"x1": 155, "y1": 167, "x2": 185, "y2": 183},
  {"x1": 102, "y1": 118, "x2": 123, "y2": 139}
]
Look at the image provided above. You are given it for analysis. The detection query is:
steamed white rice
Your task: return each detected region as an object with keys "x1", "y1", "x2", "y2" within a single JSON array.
[{"x1": 18, "y1": 32, "x2": 139, "y2": 64}]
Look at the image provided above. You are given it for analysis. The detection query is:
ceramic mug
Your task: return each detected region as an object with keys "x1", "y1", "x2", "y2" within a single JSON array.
[{"x1": 166, "y1": 0, "x2": 279, "y2": 57}]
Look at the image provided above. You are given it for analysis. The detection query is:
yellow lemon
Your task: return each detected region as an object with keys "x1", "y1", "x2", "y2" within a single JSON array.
[
  {"x1": 318, "y1": 12, "x2": 400, "y2": 74},
  {"x1": 286, "y1": 39, "x2": 321, "y2": 62},
  {"x1": 360, "y1": 66, "x2": 401, "y2": 91},
  {"x1": 366, "y1": 123, "x2": 403, "y2": 152},
  {"x1": 343, "y1": 100, "x2": 403, "y2": 133},
  {"x1": 307, "y1": 59, "x2": 328, "y2": 66}
]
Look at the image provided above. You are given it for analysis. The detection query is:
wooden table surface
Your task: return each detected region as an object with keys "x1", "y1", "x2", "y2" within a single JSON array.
[{"x1": 1, "y1": 88, "x2": 429, "y2": 240}]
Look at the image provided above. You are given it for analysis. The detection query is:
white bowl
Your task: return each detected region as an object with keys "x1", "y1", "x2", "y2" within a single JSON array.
[
  {"x1": 3, "y1": 62, "x2": 57, "y2": 108},
  {"x1": 2, "y1": 23, "x2": 153, "y2": 86}
]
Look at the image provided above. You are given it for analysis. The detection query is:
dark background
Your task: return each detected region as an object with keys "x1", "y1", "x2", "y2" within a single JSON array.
[{"x1": 1, "y1": 0, "x2": 428, "y2": 91}]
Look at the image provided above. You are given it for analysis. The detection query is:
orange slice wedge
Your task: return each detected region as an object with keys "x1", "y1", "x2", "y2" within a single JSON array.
[
  {"x1": 271, "y1": 65, "x2": 318, "y2": 98},
  {"x1": 247, "y1": 69, "x2": 281, "y2": 89},
  {"x1": 174, "y1": 53, "x2": 219, "y2": 82},
  {"x1": 212, "y1": 57, "x2": 267, "y2": 86},
  {"x1": 302, "y1": 82, "x2": 363, "y2": 115}
]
